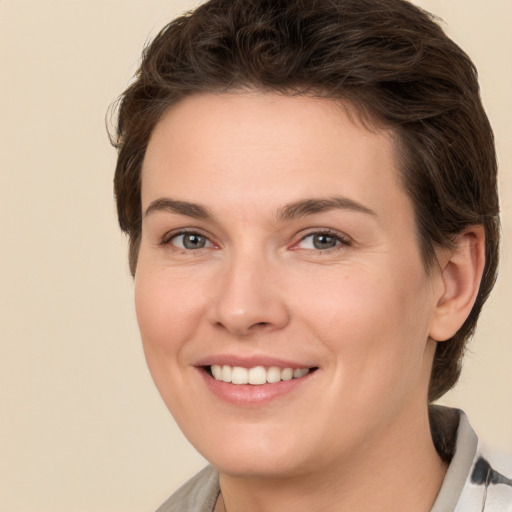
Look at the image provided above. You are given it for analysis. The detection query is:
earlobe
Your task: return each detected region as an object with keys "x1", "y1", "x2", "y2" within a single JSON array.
[{"x1": 429, "y1": 225, "x2": 486, "y2": 342}]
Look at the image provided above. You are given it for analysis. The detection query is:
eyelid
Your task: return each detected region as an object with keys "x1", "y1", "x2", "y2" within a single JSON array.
[
  {"x1": 158, "y1": 226, "x2": 351, "y2": 251},
  {"x1": 292, "y1": 228, "x2": 353, "y2": 250},
  {"x1": 160, "y1": 228, "x2": 217, "y2": 248}
]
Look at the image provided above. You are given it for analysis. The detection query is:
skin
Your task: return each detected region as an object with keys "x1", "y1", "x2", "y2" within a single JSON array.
[{"x1": 135, "y1": 91, "x2": 483, "y2": 511}]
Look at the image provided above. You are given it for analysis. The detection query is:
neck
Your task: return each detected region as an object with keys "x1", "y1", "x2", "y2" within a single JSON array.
[{"x1": 218, "y1": 404, "x2": 447, "y2": 512}]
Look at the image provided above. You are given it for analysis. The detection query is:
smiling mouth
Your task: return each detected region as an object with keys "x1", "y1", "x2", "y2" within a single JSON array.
[{"x1": 206, "y1": 365, "x2": 317, "y2": 385}]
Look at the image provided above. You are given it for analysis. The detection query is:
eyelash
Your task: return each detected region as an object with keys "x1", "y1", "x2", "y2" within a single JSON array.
[
  {"x1": 160, "y1": 229, "x2": 215, "y2": 251},
  {"x1": 294, "y1": 229, "x2": 352, "y2": 252},
  {"x1": 160, "y1": 228, "x2": 352, "y2": 253}
]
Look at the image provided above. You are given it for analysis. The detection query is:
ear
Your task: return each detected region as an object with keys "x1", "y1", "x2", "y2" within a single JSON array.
[{"x1": 429, "y1": 225, "x2": 486, "y2": 342}]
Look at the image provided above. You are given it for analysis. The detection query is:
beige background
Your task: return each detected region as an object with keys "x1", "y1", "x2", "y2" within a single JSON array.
[{"x1": 0, "y1": 1, "x2": 510, "y2": 510}]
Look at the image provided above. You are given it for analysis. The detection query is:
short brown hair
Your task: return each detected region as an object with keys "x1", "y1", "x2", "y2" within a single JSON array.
[{"x1": 111, "y1": 0, "x2": 499, "y2": 401}]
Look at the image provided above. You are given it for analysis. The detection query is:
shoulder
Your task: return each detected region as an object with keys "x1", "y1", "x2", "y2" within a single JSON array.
[
  {"x1": 454, "y1": 412, "x2": 512, "y2": 511},
  {"x1": 155, "y1": 466, "x2": 220, "y2": 512},
  {"x1": 458, "y1": 443, "x2": 512, "y2": 511},
  {"x1": 430, "y1": 407, "x2": 512, "y2": 511}
]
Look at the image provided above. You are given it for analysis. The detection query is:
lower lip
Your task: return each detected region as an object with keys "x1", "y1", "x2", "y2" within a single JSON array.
[{"x1": 198, "y1": 368, "x2": 315, "y2": 406}]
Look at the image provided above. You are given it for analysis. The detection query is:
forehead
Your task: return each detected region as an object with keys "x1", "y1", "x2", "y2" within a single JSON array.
[{"x1": 141, "y1": 91, "x2": 410, "y2": 225}]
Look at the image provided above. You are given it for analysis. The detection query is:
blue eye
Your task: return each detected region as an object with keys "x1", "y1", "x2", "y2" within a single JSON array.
[
  {"x1": 297, "y1": 232, "x2": 348, "y2": 250},
  {"x1": 171, "y1": 232, "x2": 211, "y2": 250}
]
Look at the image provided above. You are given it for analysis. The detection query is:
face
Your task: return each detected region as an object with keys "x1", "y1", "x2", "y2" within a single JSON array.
[{"x1": 136, "y1": 92, "x2": 443, "y2": 478}]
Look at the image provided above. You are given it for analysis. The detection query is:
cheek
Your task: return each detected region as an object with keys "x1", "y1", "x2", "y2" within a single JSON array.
[
  {"x1": 134, "y1": 268, "x2": 205, "y2": 361},
  {"x1": 295, "y1": 263, "x2": 433, "y2": 383},
  {"x1": 133, "y1": 268, "x2": 210, "y2": 417}
]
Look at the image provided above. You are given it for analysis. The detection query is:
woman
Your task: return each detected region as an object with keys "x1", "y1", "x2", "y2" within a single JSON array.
[{"x1": 111, "y1": 0, "x2": 511, "y2": 510}]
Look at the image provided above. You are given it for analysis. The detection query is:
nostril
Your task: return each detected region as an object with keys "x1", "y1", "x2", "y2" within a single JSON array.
[{"x1": 252, "y1": 321, "x2": 271, "y2": 329}]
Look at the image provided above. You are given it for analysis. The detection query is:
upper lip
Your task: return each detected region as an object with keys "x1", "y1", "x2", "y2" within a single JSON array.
[{"x1": 194, "y1": 354, "x2": 316, "y2": 369}]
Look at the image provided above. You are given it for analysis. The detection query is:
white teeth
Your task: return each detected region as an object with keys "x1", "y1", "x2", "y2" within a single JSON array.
[
  {"x1": 281, "y1": 368, "x2": 294, "y2": 381},
  {"x1": 231, "y1": 366, "x2": 249, "y2": 384},
  {"x1": 248, "y1": 366, "x2": 267, "y2": 385},
  {"x1": 221, "y1": 365, "x2": 232, "y2": 383},
  {"x1": 293, "y1": 368, "x2": 309, "y2": 378},
  {"x1": 211, "y1": 365, "x2": 223, "y2": 380},
  {"x1": 266, "y1": 366, "x2": 281, "y2": 383},
  {"x1": 210, "y1": 365, "x2": 311, "y2": 385}
]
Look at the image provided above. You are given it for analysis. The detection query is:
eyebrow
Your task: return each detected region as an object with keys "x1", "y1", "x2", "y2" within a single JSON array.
[
  {"x1": 277, "y1": 196, "x2": 376, "y2": 220},
  {"x1": 144, "y1": 196, "x2": 376, "y2": 221},
  {"x1": 144, "y1": 197, "x2": 215, "y2": 220}
]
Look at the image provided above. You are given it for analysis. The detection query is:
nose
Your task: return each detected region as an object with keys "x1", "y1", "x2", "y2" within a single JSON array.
[{"x1": 208, "y1": 253, "x2": 290, "y2": 337}]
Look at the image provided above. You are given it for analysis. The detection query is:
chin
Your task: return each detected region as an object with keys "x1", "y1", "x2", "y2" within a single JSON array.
[
  {"x1": 210, "y1": 451, "x2": 309, "y2": 479},
  {"x1": 187, "y1": 423, "x2": 314, "y2": 478}
]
